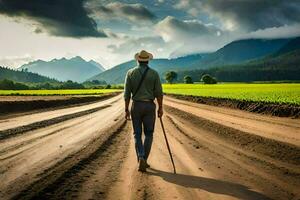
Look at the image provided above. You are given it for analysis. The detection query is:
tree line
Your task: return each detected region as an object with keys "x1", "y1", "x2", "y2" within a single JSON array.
[
  {"x1": 0, "y1": 79, "x2": 123, "y2": 90},
  {"x1": 0, "y1": 66, "x2": 57, "y2": 83},
  {"x1": 164, "y1": 71, "x2": 217, "y2": 84}
]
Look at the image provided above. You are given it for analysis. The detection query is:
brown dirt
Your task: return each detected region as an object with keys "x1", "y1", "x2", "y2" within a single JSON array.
[
  {"x1": 0, "y1": 92, "x2": 120, "y2": 116},
  {"x1": 167, "y1": 94, "x2": 300, "y2": 118},
  {"x1": 0, "y1": 105, "x2": 111, "y2": 140},
  {"x1": 0, "y1": 94, "x2": 299, "y2": 200},
  {"x1": 0, "y1": 96, "x2": 91, "y2": 102}
]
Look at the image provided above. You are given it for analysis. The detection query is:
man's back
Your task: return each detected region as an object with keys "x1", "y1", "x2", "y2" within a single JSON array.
[{"x1": 124, "y1": 63, "x2": 163, "y2": 101}]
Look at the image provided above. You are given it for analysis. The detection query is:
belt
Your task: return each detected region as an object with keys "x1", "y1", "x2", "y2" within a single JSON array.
[{"x1": 133, "y1": 99, "x2": 154, "y2": 102}]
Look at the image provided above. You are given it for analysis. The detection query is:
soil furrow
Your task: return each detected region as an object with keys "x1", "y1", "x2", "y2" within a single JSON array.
[
  {"x1": 0, "y1": 123, "x2": 82, "y2": 158},
  {"x1": 165, "y1": 105, "x2": 300, "y2": 165},
  {"x1": 164, "y1": 111, "x2": 299, "y2": 199},
  {"x1": 166, "y1": 94, "x2": 300, "y2": 118},
  {"x1": 11, "y1": 118, "x2": 127, "y2": 200},
  {"x1": 0, "y1": 105, "x2": 111, "y2": 141},
  {"x1": 0, "y1": 93, "x2": 120, "y2": 116}
]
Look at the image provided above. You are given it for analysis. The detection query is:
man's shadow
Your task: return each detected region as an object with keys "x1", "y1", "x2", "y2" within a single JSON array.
[{"x1": 146, "y1": 168, "x2": 272, "y2": 200}]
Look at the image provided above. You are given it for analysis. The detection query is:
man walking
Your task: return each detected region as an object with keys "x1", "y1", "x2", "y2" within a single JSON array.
[{"x1": 124, "y1": 50, "x2": 163, "y2": 172}]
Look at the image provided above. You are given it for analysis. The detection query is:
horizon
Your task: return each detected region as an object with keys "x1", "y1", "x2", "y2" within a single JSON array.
[{"x1": 1, "y1": 0, "x2": 300, "y2": 69}]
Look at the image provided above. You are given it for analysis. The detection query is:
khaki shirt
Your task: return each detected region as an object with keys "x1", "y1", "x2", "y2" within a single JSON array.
[{"x1": 124, "y1": 64, "x2": 163, "y2": 101}]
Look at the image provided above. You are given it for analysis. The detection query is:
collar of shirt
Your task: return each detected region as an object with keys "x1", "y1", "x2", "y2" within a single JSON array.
[{"x1": 138, "y1": 63, "x2": 149, "y2": 68}]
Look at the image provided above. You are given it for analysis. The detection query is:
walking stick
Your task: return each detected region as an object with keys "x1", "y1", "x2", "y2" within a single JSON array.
[{"x1": 159, "y1": 116, "x2": 176, "y2": 174}]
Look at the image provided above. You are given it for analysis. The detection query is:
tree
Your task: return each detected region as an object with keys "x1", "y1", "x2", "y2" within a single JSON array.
[
  {"x1": 201, "y1": 74, "x2": 217, "y2": 84},
  {"x1": 91, "y1": 79, "x2": 106, "y2": 85},
  {"x1": 0, "y1": 79, "x2": 15, "y2": 89},
  {"x1": 0, "y1": 79, "x2": 29, "y2": 90},
  {"x1": 60, "y1": 80, "x2": 85, "y2": 89},
  {"x1": 39, "y1": 82, "x2": 53, "y2": 89},
  {"x1": 165, "y1": 71, "x2": 177, "y2": 84},
  {"x1": 184, "y1": 75, "x2": 193, "y2": 84},
  {"x1": 90, "y1": 80, "x2": 99, "y2": 84}
]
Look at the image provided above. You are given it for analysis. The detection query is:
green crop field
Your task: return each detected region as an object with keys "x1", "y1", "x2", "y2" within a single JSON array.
[
  {"x1": 163, "y1": 83, "x2": 300, "y2": 105},
  {"x1": 0, "y1": 89, "x2": 122, "y2": 96}
]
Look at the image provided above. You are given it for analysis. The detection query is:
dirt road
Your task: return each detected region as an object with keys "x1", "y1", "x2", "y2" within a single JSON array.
[{"x1": 0, "y1": 94, "x2": 299, "y2": 200}]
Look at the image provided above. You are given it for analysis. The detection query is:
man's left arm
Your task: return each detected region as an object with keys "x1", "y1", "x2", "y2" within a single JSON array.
[{"x1": 154, "y1": 73, "x2": 164, "y2": 118}]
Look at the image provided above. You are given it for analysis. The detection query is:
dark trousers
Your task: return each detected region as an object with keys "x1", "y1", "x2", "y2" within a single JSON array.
[{"x1": 131, "y1": 101, "x2": 156, "y2": 160}]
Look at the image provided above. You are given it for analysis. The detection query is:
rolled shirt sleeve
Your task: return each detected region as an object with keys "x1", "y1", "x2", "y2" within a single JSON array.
[
  {"x1": 154, "y1": 72, "x2": 163, "y2": 98},
  {"x1": 124, "y1": 71, "x2": 132, "y2": 100}
]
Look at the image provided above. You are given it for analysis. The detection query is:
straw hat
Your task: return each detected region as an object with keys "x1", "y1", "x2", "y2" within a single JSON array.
[{"x1": 134, "y1": 50, "x2": 153, "y2": 62}]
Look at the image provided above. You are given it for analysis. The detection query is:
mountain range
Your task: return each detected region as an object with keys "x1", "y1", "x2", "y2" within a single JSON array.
[
  {"x1": 90, "y1": 38, "x2": 294, "y2": 84},
  {"x1": 176, "y1": 48, "x2": 300, "y2": 82},
  {"x1": 19, "y1": 56, "x2": 105, "y2": 82},
  {"x1": 2, "y1": 36, "x2": 299, "y2": 84}
]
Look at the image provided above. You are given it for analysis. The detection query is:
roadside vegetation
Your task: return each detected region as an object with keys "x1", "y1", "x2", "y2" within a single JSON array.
[
  {"x1": 0, "y1": 89, "x2": 122, "y2": 96},
  {"x1": 0, "y1": 79, "x2": 123, "y2": 92},
  {"x1": 163, "y1": 83, "x2": 300, "y2": 105},
  {"x1": 0, "y1": 79, "x2": 122, "y2": 96}
]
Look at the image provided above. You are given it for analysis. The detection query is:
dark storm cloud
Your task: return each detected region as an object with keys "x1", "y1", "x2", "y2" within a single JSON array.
[
  {"x1": 203, "y1": 0, "x2": 300, "y2": 30},
  {"x1": 175, "y1": 0, "x2": 300, "y2": 31},
  {"x1": 87, "y1": 1, "x2": 156, "y2": 23},
  {"x1": 0, "y1": 0, "x2": 106, "y2": 37}
]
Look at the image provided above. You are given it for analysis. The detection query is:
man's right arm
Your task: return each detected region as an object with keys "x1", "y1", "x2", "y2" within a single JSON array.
[
  {"x1": 124, "y1": 71, "x2": 131, "y2": 101},
  {"x1": 124, "y1": 71, "x2": 131, "y2": 120}
]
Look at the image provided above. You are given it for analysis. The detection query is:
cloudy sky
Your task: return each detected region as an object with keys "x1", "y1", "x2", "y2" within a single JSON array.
[{"x1": 1, "y1": 0, "x2": 300, "y2": 69}]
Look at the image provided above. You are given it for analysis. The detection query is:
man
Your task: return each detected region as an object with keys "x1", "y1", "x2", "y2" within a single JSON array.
[{"x1": 124, "y1": 50, "x2": 163, "y2": 172}]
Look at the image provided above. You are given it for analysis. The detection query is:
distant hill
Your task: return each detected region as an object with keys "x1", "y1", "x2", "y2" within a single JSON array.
[
  {"x1": 20, "y1": 56, "x2": 103, "y2": 82},
  {"x1": 88, "y1": 60, "x2": 106, "y2": 71},
  {"x1": 176, "y1": 39, "x2": 300, "y2": 82},
  {"x1": 0, "y1": 66, "x2": 58, "y2": 83},
  {"x1": 89, "y1": 54, "x2": 209, "y2": 84},
  {"x1": 90, "y1": 38, "x2": 291, "y2": 84},
  {"x1": 274, "y1": 37, "x2": 300, "y2": 56},
  {"x1": 195, "y1": 38, "x2": 290, "y2": 68}
]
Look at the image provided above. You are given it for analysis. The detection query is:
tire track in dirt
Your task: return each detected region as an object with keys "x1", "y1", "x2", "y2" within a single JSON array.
[
  {"x1": 148, "y1": 118, "x2": 272, "y2": 199},
  {"x1": 165, "y1": 105, "x2": 300, "y2": 166},
  {"x1": 0, "y1": 124, "x2": 81, "y2": 159},
  {"x1": 105, "y1": 134, "x2": 157, "y2": 200},
  {"x1": 0, "y1": 93, "x2": 120, "y2": 116},
  {"x1": 12, "y1": 118, "x2": 130, "y2": 200},
  {"x1": 166, "y1": 114, "x2": 300, "y2": 181},
  {"x1": 0, "y1": 105, "x2": 111, "y2": 141},
  {"x1": 0, "y1": 96, "x2": 125, "y2": 200},
  {"x1": 164, "y1": 96, "x2": 300, "y2": 146},
  {"x1": 0, "y1": 94, "x2": 122, "y2": 132},
  {"x1": 163, "y1": 108, "x2": 300, "y2": 200}
]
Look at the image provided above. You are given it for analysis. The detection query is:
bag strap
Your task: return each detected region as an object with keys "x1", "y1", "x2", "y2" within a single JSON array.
[{"x1": 132, "y1": 67, "x2": 149, "y2": 98}]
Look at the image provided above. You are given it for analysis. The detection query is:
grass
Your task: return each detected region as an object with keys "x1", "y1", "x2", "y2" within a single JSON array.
[
  {"x1": 0, "y1": 89, "x2": 122, "y2": 96},
  {"x1": 163, "y1": 83, "x2": 300, "y2": 105}
]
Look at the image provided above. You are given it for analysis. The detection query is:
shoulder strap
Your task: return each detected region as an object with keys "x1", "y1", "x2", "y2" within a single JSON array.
[{"x1": 132, "y1": 67, "x2": 149, "y2": 98}]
